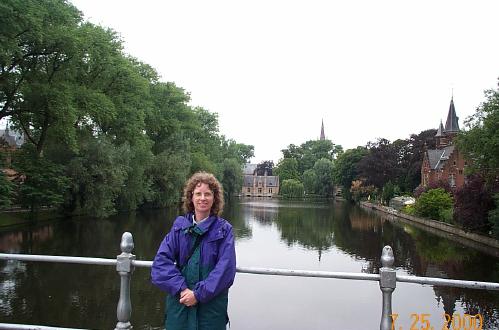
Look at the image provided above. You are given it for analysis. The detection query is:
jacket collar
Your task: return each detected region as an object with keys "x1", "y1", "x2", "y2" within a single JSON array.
[{"x1": 181, "y1": 213, "x2": 218, "y2": 235}]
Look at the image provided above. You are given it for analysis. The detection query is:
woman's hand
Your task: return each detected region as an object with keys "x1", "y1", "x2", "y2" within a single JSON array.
[{"x1": 179, "y1": 288, "x2": 198, "y2": 307}]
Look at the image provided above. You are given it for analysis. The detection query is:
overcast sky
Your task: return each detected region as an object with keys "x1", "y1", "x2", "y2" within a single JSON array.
[{"x1": 69, "y1": 0, "x2": 499, "y2": 163}]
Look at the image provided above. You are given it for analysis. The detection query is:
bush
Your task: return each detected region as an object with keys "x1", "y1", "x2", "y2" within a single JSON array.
[
  {"x1": 414, "y1": 188, "x2": 453, "y2": 221},
  {"x1": 280, "y1": 179, "x2": 304, "y2": 198},
  {"x1": 402, "y1": 204, "x2": 416, "y2": 215},
  {"x1": 350, "y1": 180, "x2": 377, "y2": 202},
  {"x1": 414, "y1": 180, "x2": 454, "y2": 198},
  {"x1": 381, "y1": 181, "x2": 399, "y2": 205},
  {"x1": 439, "y1": 208, "x2": 453, "y2": 223}
]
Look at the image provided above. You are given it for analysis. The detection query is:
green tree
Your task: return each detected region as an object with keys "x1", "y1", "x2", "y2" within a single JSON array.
[
  {"x1": 14, "y1": 147, "x2": 70, "y2": 213},
  {"x1": 116, "y1": 139, "x2": 154, "y2": 211},
  {"x1": 280, "y1": 139, "x2": 342, "y2": 175},
  {"x1": 280, "y1": 179, "x2": 304, "y2": 198},
  {"x1": 414, "y1": 188, "x2": 453, "y2": 222},
  {"x1": 1, "y1": 0, "x2": 82, "y2": 122},
  {"x1": 221, "y1": 158, "x2": 243, "y2": 200},
  {"x1": 303, "y1": 169, "x2": 317, "y2": 195},
  {"x1": 313, "y1": 158, "x2": 334, "y2": 197},
  {"x1": 274, "y1": 158, "x2": 300, "y2": 182},
  {"x1": 65, "y1": 136, "x2": 130, "y2": 217},
  {"x1": 190, "y1": 152, "x2": 217, "y2": 175},
  {"x1": 332, "y1": 146, "x2": 368, "y2": 192},
  {"x1": 381, "y1": 181, "x2": 397, "y2": 205},
  {"x1": 456, "y1": 81, "x2": 499, "y2": 181},
  {"x1": 1, "y1": 0, "x2": 255, "y2": 218}
]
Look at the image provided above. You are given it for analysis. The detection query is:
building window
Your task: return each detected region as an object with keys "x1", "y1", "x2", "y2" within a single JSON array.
[
  {"x1": 449, "y1": 174, "x2": 456, "y2": 188},
  {"x1": 269, "y1": 188, "x2": 273, "y2": 193},
  {"x1": 258, "y1": 188, "x2": 262, "y2": 193},
  {"x1": 459, "y1": 169, "x2": 463, "y2": 175},
  {"x1": 247, "y1": 188, "x2": 250, "y2": 193}
]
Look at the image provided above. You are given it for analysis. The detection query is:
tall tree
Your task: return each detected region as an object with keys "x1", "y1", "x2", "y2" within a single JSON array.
[
  {"x1": 1, "y1": 0, "x2": 255, "y2": 217},
  {"x1": 280, "y1": 139, "x2": 342, "y2": 176},
  {"x1": 456, "y1": 82, "x2": 499, "y2": 181},
  {"x1": 332, "y1": 146, "x2": 368, "y2": 190},
  {"x1": 274, "y1": 158, "x2": 300, "y2": 182},
  {"x1": 357, "y1": 138, "x2": 400, "y2": 189},
  {"x1": 303, "y1": 169, "x2": 317, "y2": 195},
  {"x1": 221, "y1": 158, "x2": 243, "y2": 200},
  {"x1": 313, "y1": 158, "x2": 334, "y2": 197},
  {"x1": 14, "y1": 146, "x2": 70, "y2": 213}
]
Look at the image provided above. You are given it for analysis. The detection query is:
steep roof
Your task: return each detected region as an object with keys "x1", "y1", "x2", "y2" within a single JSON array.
[
  {"x1": 444, "y1": 98, "x2": 460, "y2": 133},
  {"x1": 242, "y1": 174, "x2": 279, "y2": 187},
  {"x1": 242, "y1": 164, "x2": 257, "y2": 175},
  {"x1": 426, "y1": 145, "x2": 455, "y2": 170},
  {"x1": 320, "y1": 119, "x2": 325, "y2": 140},
  {"x1": 435, "y1": 120, "x2": 444, "y2": 137}
]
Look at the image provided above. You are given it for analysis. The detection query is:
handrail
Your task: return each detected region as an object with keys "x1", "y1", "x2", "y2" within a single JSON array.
[
  {"x1": 1, "y1": 232, "x2": 498, "y2": 330},
  {"x1": 2, "y1": 253, "x2": 497, "y2": 290}
]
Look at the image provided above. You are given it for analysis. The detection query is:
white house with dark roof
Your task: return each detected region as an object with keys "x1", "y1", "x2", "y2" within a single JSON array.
[{"x1": 241, "y1": 164, "x2": 279, "y2": 197}]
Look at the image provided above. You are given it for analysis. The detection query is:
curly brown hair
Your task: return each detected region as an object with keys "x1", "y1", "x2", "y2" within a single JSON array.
[{"x1": 182, "y1": 172, "x2": 224, "y2": 216}]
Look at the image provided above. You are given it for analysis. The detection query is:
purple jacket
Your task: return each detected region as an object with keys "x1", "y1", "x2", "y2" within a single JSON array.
[{"x1": 151, "y1": 214, "x2": 236, "y2": 303}]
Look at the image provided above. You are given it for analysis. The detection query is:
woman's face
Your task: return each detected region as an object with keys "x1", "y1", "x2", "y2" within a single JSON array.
[{"x1": 192, "y1": 183, "x2": 214, "y2": 216}]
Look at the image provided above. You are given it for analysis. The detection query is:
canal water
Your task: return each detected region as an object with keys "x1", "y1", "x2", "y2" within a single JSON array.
[{"x1": 0, "y1": 199, "x2": 498, "y2": 329}]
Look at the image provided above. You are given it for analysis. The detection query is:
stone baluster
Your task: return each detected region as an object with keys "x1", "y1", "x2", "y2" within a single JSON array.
[{"x1": 115, "y1": 232, "x2": 136, "y2": 330}]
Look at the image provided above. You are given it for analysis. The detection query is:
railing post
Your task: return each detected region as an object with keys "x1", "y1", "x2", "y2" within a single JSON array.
[
  {"x1": 379, "y1": 245, "x2": 396, "y2": 330},
  {"x1": 115, "y1": 232, "x2": 136, "y2": 330}
]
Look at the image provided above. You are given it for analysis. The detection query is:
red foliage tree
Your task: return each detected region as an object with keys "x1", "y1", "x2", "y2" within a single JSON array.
[{"x1": 453, "y1": 174, "x2": 496, "y2": 232}]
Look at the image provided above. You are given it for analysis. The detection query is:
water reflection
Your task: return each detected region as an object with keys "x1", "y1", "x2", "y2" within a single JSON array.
[{"x1": 0, "y1": 199, "x2": 498, "y2": 329}]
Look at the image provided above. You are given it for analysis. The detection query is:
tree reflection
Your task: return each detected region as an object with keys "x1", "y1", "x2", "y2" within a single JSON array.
[
  {"x1": 224, "y1": 200, "x2": 252, "y2": 239},
  {"x1": 272, "y1": 203, "x2": 335, "y2": 257}
]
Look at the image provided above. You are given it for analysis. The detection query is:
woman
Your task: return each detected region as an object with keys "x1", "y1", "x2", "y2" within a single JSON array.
[{"x1": 151, "y1": 172, "x2": 236, "y2": 330}]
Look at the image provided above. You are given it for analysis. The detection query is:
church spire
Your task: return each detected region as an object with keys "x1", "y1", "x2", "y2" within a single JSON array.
[
  {"x1": 320, "y1": 119, "x2": 325, "y2": 140},
  {"x1": 444, "y1": 97, "x2": 460, "y2": 133}
]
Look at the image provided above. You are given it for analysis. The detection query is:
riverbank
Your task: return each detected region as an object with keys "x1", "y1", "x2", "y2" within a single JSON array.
[{"x1": 360, "y1": 201, "x2": 499, "y2": 255}]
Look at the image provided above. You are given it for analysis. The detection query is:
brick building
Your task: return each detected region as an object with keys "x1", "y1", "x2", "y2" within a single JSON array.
[
  {"x1": 0, "y1": 121, "x2": 25, "y2": 166},
  {"x1": 421, "y1": 97, "x2": 467, "y2": 189}
]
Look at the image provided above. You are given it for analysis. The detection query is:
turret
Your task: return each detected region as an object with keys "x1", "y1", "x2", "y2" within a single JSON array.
[
  {"x1": 444, "y1": 97, "x2": 460, "y2": 134},
  {"x1": 435, "y1": 120, "x2": 446, "y2": 147}
]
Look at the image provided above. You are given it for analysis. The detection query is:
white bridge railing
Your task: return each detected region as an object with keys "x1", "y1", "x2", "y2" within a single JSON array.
[{"x1": 0, "y1": 232, "x2": 498, "y2": 330}]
